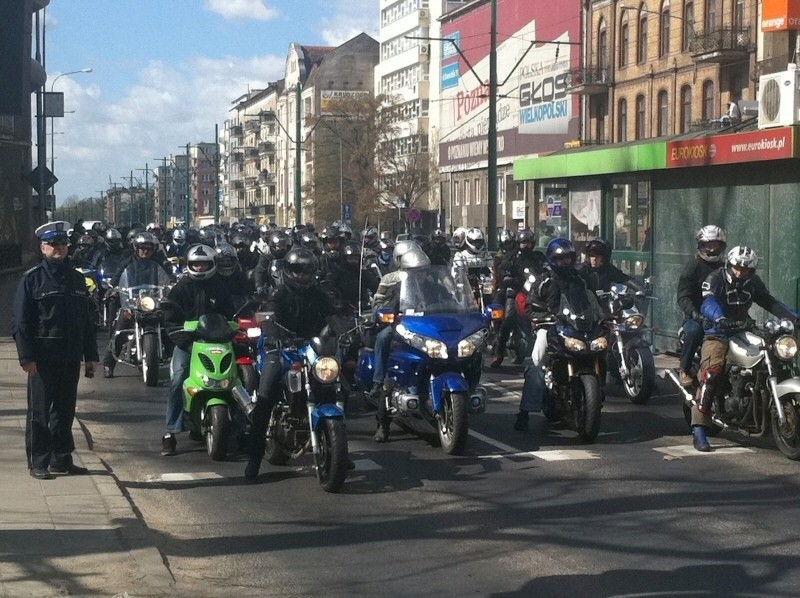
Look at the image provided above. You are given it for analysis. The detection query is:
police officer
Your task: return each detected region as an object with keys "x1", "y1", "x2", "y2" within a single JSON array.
[{"x1": 11, "y1": 221, "x2": 99, "y2": 479}]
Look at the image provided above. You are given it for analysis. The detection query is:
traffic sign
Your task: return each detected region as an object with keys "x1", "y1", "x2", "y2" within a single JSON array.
[
  {"x1": 343, "y1": 203, "x2": 352, "y2": 222},
  {"x1": 27, "y1": 165, "x2": 58, "y2": 192},
  {"x1": 408, "y1": 207, "x2": 421, "y2": 222}
]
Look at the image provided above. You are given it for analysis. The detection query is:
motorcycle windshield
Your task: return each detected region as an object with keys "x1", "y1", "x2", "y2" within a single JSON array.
[
  {"x1": 399, "y1": 265, "x2": 477, "y2": 315},
  {"x1": 100, "y1": 255, "x2": 123, "y2": 279},
  {"x1": 118, "y1": 265, "x2": 171, "y2": 310},
  {"x1": 557, "y1": 286, "x2": 605, "y2": 333}
]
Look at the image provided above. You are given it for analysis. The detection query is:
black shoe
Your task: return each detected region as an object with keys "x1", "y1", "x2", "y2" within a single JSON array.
[
  {"x1": 513, "y1": 410, "x2": 529, "y2": 431},
  {"x1": 30, "y1": 467, "x2": 54, "y2": 480},
  {"x1": 373, "y1": 427, "x2": 390, "y2": 443},
  {"x1": 244, "y1": 457, "x2": 261, "y2": 480},
  {"x1": 692, "y1": 426, "x2": 712, "y2": 452},
  {"x1": 49, "y1": 463, "x2": 89, "y2": 475},
  {"x1": 103, "y1": 366, "x2": 114, "y2": 379},
  {"x1": 161, "y1": 433, "x2": 177, "y2": 456},
  {"x1": 490, "y1": 356, "x2": 504, "y2": 368}
]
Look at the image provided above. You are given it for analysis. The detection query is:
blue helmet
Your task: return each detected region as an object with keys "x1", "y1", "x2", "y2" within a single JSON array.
[{"x1": 546, "y1": 238, "x2": 577, "y2": 275}]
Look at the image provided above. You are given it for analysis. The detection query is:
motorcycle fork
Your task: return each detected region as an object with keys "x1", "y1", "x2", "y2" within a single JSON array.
[
  {"x1": 764, "y1": 354, "x2": 789, "y2": 427},
  {"x1": 613, "y1": 331, "x2": 629, "y2": 381},
  {"x1": 305, "y1": 370, "x2": 320, "y2": 454},
  {"x1": 133, "y1": 322, "x2": 142, "y2": 360}
]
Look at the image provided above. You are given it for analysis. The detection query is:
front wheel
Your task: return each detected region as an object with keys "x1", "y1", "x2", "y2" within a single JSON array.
[
  {"x1": 206, "y1": 404, "x2": 230, "y2": 461},
  {"x1": 438, "y1": 392, "x2": 469, "y2": 455},
  {"x1": 315, "y1": 418, "x2": 349, "y2": 493},
  {"x1": 142, "y1": 333, "x2": 160, "y2": 387},
  {"x1": 622, "y1": 347, "x2": 656, "y2": 405},
  {"x1": 576, "y1": 375, "x2": 602, "y2": 443},
  {"x1": 772, "y1": 397, "x2": 800, "y2": 460}
]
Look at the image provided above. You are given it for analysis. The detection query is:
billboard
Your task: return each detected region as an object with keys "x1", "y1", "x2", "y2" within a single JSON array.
[
  {"x1": 438, "y1": 0, "x2": 581, "y2": 171},
  {"x1": 666, "y1": 127, "x2": 796, "y2": 168},
  {"x1": 320, "y1": 90, "x2": 371, "y2": 115},
  {"x1": 761, "y1": 0, "x2": 800, "y2": 31}
]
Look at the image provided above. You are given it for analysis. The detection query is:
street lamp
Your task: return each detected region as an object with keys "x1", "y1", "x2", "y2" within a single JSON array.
[{"x1": 49, "y1": 67, "x2": 92, "y2": 201}]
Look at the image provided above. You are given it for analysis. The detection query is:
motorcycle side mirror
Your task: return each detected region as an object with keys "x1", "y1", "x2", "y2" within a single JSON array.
[
  {"x1": 375, "y1": 307, "x2": 395, "y2": 325},
  {"x1": 484, "y1": 303, "x2": 504, "y2": 321}
]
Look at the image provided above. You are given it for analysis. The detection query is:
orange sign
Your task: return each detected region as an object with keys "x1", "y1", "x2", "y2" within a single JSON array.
[{"x1": 762, "y1": 0, "x2": 800, "y2": 31}]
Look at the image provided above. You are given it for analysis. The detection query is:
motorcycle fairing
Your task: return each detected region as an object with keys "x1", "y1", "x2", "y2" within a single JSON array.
[
  {"x1": 310, "y1": 403, "x2": 345, "y2": 430},
  {"x1": 387, "y1": 347, "x2": 425, "y2": 389},
  {"x1": 399, "y1": 312, "x2": 486, "y2": 349},
  {"x1": 775, "y1": 377, "x2": 800, "y2": 399},
  {"x1": 429, "y1": 372, "x2": 470, "y2": 413}
]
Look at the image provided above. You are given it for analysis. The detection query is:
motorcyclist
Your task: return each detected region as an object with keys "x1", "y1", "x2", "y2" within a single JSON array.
[
  {"x1": 490, "y1": 229, "x2": 547, "y2": 368},
  {"x1": 161, "y1": 244, "x2": 236, "y2": 456},
  {"x1": 245, "y1": 247, "x2": 335, "y2": 479},
  {"x1": 376, "y1": 238, "x2": 395, "y2": 275},
  {"x1": 72, "y1": 230, "x2": 104, "y2": 269},
  {"x1": 690, "y1": 246, "x2": 799, "y2": 452},
  {"x1": 363, "y1": 226, "x2": 381, "y2": 253},
  {"x1": 452, "y1": 227, "x2": 491, "y2": 272},
  {"x1": 253, "y1": 224, "x2": 270, "y2": 254},
  {"x1": 370, "y1": 242, "x2": 427, "y2": 442},
  {"x1": 329, "y1": 241, "x2": 380, "y2": 313},
  {"x1": 254, "y1": 229, "x2": 292, "y2": 297},
  {"x1": 231, "y1": 232, "x2": 259, "y2": 273},
  {"x1": 676, "y1": 225, "x2": 727, "y2": 387},
  {"x1": 319, "y1": 225, "x2": 347, "y2": 278},
  {"x1": 426, "y1": 229, "x2": 451, "y2": 266},
  {"x1": 102, "y1": 232, "x2": 174, "y2": 378},
  {"x1": 166, "y1": 228, "x2": 189, "y2": 261},
  {"x1": 215, "y1": 242, "x2": 253, "y2": 311},
  {"x1": 580, "y1": 237, "x2": 642, "y2": 293},
  {"x1": 452, "y1": 227, "x2": 467, "y2": 253},
  {"x1": 514, "y1": 238, "x2": 595, "y2": 431}
]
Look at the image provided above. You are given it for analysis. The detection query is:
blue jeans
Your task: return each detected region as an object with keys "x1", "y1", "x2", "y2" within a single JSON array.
[
  {"x1": 372, "y1": 325, "x2": 394, "y2": 385},
  {"x1": 166, "y1": 347, "x2": 190, "y2": 434},
  {"x1": 680, "y1": 318, "x2": 704, "y2": 373},
  {"x1": 519, "y1": 365, "x2": 544, "y2": 413}
]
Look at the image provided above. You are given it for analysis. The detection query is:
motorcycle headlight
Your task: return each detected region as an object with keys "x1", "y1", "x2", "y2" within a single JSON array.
[
  {"x1": 312, "y1": 356, "x2": 340, "y2": 383},
  {"x1": 397, "y1": 324, "x2": 449, "y2": 359},
  {"x1": 458, "y1": 329, "x2": 487, "y2": 358},
  {"x1": 590, "y1": 336, "x2": 609, "y2": 352},
  {"x1": 564, "y1": 337, "x2": 586, "y2": 352},
  {"x1": 774, "y1": 335, "x2": 797, "y2": 361},
  {"x1": 139, "y1": 296, "x2": 157, "y2": 312},
  {"x1": 624, "y1": 314, "x2": 644, "y2": 330}
]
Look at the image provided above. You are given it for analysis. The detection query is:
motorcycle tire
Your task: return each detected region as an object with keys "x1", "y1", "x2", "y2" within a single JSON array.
[
  {"x1": 771, "y1": 397, "x2": 800, "y2": 460},
  {"x1": 438, "y1": 392, "x2": 469, "y2": 455},
  {"x1": 576, "y1": 375, "x2": 602, "y2": 443},
  {"x1": 623, "y1": 347, "x2": 656, "y2": 405},
  {"x1": 238, "y1": 363, "x2": 258, "y2": 394},
  {"x1": 315, "y1": 418, "x2": 349, "y2": 493},
  {"x1": 142, "y1": 333, "x2": 160, "y2": 387},
  {"x1": 206, "y1": 404, "x2": 230, "y2": 461},
  {"x1": 265, "y1": 437, "x2": 291, "y2": 465}
]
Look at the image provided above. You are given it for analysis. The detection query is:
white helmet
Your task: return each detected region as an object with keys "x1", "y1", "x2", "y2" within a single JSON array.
[
  {"x1": 172, "y1": 228, "x2": 186, "y2": 245},
  {"x1": 393, "y1": 240, "x2": 420, "y2": 268},
  {"x1": 452, "y1": 227, "x2": 467, "y2": 250},
  {"x1": 465, "y1": 227, "x2": 485, "y2": 254},
  {"x1": 398, "y1": 247, "x2": 431, "y2": 271},
  {"x1": 696, "y1": 225, "x2": 727, "y2": 262},
  {"x1": 725, "y1": 246, "x2": 758, "y2": 287},
  {"x1": 185, "y1": 244, "x2": 217, "y2": 280}
]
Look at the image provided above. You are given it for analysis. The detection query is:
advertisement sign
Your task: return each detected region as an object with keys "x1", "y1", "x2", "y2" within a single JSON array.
[
  {"x1": 666, "y1": 127, "x2": 796, "y2": 168},
  {"x1": 512, "y1": 200, "x2": 526, "y2": 220},
  {"x1": 320, "y1": 90, "x2": 370, "y2": 115},
  {"x1": 762, "y1": 0, "x2": 800, "y2": 31},
  {"x1": 438, "y1": 0, "x2": 580, "y2": 171}
]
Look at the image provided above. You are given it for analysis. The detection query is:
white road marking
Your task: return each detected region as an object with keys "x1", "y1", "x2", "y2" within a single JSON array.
[
  {"x1": 142, "y1": 472, "x2": 225, "y2": 482},
  {"x1": 654, "y1": 445, "x2": 755, "y2": 458},
  {"x1": 469, "y1": 429, "x2": 601, "y2": 461}
]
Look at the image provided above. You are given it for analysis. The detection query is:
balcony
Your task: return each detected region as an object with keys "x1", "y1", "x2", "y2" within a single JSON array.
[
  {"x1": 233, "y1": 180, "x2": 244, "y2": 190},
  {"x1": 245, "y1": 175, "x2": 258, "y2": 186},
  {"x1": 245, "y1": 119, "x2": 261, "y2": 132},
  {"x1": 258, "y1": 170, "x2": 275, "y2": 185},
  {"x1": 258, "y1": 141, "x2": 276, "y2": 155},
  {"x1": 690, "y1": 28, "x2": 751, "y2": 64},
  {"x1": 565, "y1": 67, "x2": 611, "y2": 95},
  {"x1": 229, "y1": 124, "x2": 243, "y2": 138}
]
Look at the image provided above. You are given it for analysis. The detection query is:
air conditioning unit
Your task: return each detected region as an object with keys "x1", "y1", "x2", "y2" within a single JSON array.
[
  {"x1": 419, "y1": 9, "x2": 428, "y2": 18},
  {"x1": 758, "y1": 65, "x2": 800, "y2": 129},
  {"x1": 420, "y1": 44, "x2": 429, "y2": 55}
]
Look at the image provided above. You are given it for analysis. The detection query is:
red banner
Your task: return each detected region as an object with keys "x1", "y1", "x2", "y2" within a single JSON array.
[
  {"x1": 666, "y1": 128, "x2": 796, "y2": 168},
  {"x1": 762, "y1": 0, "x2": 800, "y2": 31}
]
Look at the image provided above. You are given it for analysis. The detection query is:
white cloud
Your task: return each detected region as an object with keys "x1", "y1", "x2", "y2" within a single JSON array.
[
  {"x1": 204, "y1": 0, "x2": 279, "y2": 21},
  {"x1": 319, "y1": 0, "x2": 379, "y2": 46}
]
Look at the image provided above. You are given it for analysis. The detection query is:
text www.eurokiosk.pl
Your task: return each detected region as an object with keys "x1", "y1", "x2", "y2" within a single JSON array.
[{"x1": 731, "y1": 137, "x2": 786, "y2": 153}]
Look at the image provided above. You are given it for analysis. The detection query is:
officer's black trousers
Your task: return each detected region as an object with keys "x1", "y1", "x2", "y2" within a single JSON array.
[{"x1": 26, "y1": 361, "x2": 81, "y2": 470}]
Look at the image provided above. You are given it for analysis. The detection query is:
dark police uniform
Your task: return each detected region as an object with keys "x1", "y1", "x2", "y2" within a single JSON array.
[{"x1": 11, "y1": 221, "x2": 99, "y2": 478}]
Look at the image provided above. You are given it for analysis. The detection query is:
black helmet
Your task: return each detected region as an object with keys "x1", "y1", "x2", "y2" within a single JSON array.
[
  {"x1": 283, "y1": 247, "x2": 318, "y2": 291},
  {"x1": 298, "y1": 231, "x2": 320, "y2": 254},
  {"x1": 320, "y1": 225, "x2": 344, "y2": 257},
  {"x1": 268, "y1": 230, "x2": 292, "y2": 259},
  {"x1": 133, "y1": 231, "x2": 157, "y2": 252},
  {"x1": 342, "y1": 241, "x2": 362, "y2": 271},
  {"x1": 499, "y1": 229, "x2": 517, "y2": 252},
  {"x1": 412, "y1": 233, "x2": 431, "y2": 253},
  {"x1": 546, "y1": 238, "x2": 577, "y2": 275},
  {"x1": 105, "y1": 228, "x2": 123, "y2": 250},
  {"x1": 517, "y1": 229, "x2": 535, "y2": 250},
  {"x1": 432, "y1": 229, "x2": 447, "y2": 245},
  {"x1": 585, "y1": 237, "x2": 612, "y2": 262},
  {"x1": 292, "y1": 224, "x2": 307, "y2": 241},
  {"x1": 230, "y1": 233, "x2": 248, "y2": 250}
]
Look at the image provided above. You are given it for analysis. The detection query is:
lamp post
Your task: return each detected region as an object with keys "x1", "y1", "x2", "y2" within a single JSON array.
[{"x1": 49, "y1": 68, "x2": 92, "y2": 201}]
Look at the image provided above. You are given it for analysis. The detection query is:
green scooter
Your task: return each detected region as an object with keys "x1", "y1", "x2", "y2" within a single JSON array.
[{"x1": 181, "y1": 312, "x2": 251, "y2": 461}]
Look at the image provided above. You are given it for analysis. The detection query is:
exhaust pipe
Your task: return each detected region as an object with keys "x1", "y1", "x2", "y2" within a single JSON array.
[
  {"x1": 232, "y1": 385, "x2": 257, "y2": 418},
  {"x1": 666, "y1": 369, "x2": 695, "y2": 403}
]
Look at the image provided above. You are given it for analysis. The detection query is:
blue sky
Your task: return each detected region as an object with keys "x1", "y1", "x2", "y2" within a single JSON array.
[{"x1": 44, "y1": 0, "x2": 379, "y2": 206}]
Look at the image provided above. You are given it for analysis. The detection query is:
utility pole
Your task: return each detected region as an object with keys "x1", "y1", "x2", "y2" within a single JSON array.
[
  {"x1": 136, "y1": 165, "x2": 151, "y2": 225},
  {"x1": 127, "y1": 171, "x2": 135, "y2": 227},
  {"x1": 294, "y1": 82, "x2": 302, "y2": 226},
  {"x1": 487, "y1": 0, "x2": 498, "y2": 251},
  {"x1": 185, "y1": 143, "x2": 192, "y2": 227},
  {"x1": 215, "y1": 124, "x2": 221, "y2": 223},
  {"x1": 112, "y1": 183, "x2": 118, "y2": 226},
  {"x1": 95, "y1": 189, "x2": 106, "y2": 223}
]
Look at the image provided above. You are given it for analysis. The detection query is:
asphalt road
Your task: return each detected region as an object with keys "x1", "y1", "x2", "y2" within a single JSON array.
[{"x1": 74, "y1": 353, "x2": 800, "y2": 597}]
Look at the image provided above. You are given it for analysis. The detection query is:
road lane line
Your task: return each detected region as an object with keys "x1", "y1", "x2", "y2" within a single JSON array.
[
  {"x1": 469, "y1": 429, "x2": 601, "y2": 461},
  {"x1": 654, "y1": 445, "x2": 755, "y2": 457}
]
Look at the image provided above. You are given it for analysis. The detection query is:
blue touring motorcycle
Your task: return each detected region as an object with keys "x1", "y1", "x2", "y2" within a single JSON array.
[{"x1": 356, "y1": 265, "x2": 491, "y2": 455}]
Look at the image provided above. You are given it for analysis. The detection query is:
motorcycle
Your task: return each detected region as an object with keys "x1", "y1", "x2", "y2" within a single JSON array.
[
  {"x1": 355, "y1": 265, "x2": 491, "y2": 455},
  {"x1": 112, "y1": 267, "x2": 172, "y2": 387},
  {"x1": 600, "y1": 282, "x2": 656, "y2": 404},
  {"x1": 97, "y1": 254, "x2": 123, "y2": 330},
  {"x1": 176, "y1": 312, "x2": 250, "y2": 460},
  {"x1": 538, "y1": 286, "x2": 610, "y2": 443},
  {"x1": 667, "y1": 318, "x2": 800, "y2": 460},
  {"x1": 255, "y1": 317, "x2": 350, "y2": 493}
]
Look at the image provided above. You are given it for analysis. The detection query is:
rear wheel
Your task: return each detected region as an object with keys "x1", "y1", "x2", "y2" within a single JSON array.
[
  {"x1": 772, "y1": 397, "x2": 800, "y2": 460},
  {"x1": 623, "y1": 347, "x2": 656, "y2": 404},
  {"x1": 576, "y1": 375, "x2": 602, "y2": 443},
  {"x1": 142, "y1": 333, "x2": 160, "y2": 387},
  {"x1": 438, "y1": 393, "x2": 469, "y2": 455},
  {"x1": 206, "y1": 404, "x2": 230, "y2": 461},
  {"x1": 315, "y1": 418, "x2": 349, "y2": 493}
]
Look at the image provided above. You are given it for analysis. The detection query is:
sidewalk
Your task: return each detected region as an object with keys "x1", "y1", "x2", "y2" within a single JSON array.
[{"x1": 0, "y1": 337, "x2": 174, "y2": 597}]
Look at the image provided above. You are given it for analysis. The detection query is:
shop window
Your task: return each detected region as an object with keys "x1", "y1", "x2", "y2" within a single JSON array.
[
  {"x1": 612, "y1": 180, "x2": 652, "y2": 278},
  {"x1": 536, "y1": 183, "x2": 568, "y2": 247},
  {"x1": 569, "y1": 184, "x2": 602, "y2": 253}
]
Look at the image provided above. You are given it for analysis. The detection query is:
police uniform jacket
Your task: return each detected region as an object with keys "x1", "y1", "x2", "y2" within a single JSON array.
[{"x1": 12, "y1": 258, "x2": 99, "y2": 364}]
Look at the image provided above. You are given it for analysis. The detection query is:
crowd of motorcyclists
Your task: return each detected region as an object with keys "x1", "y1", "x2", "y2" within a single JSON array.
[{"x1": 60, "y1": 216, "x2": 800, "y2": 473}]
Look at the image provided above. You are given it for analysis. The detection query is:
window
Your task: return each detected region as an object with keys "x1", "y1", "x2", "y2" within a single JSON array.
[
  {"x1": 638, "y1": 13, "x2": 648, "y2": 63},
  {"x1": 657, "y1": 90, "x2": 669, "y2": 136},
  {"x1": 598, "y1": 20, "x2": 608, "y2": 71},
  {"x1": 734, "y1": 0, "x2": 744, "y2": 29},
  {"x1": 453, "y1": 180, "x2": 460, "y2": 206},
  {"x1": 593, "y1": 99, "x2": 607, "y2": 143},
  {"x1": 660, "y1": 2, "x2": 671, "y2": 57},
  {"x1": 464, "y1": 178, "x2": 470, "y2": 205},
  {"x1": 683, "y1": 1, "x2": 695, "y2": 51},
  {"x1": 635, "y1": 95, "x2": 646, "y2": 139},
  {"x1": 706, "y1": 0, "x2": 716, "y2": 32},
  {"x1": 474, "y1": 178, "x2": 481, "y2": 205},
  {"x1": 680, "y1": 85, "x2": 692, "y2": 132},
  {"x1": 620, "y1": 21, "x2": 630, "y2": 67},
  {"x1": 702, "y1": 80, "x2": 714, "y2": 120},
  {"x1": 618, "y1": 98, "x2": 628, "y2": 142}
]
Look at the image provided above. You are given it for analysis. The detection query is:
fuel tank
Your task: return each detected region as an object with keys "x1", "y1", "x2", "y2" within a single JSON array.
[{"x1": 727, "y1": 331, "x2": 765, "y2": 369}]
